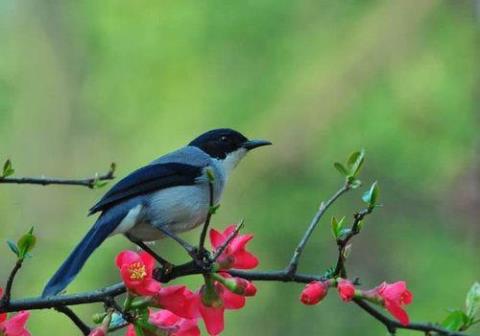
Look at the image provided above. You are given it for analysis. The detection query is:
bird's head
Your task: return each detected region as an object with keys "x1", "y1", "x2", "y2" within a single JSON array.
[{"x1": 189, "y1": 128, "x2": 271, "y2": 174}]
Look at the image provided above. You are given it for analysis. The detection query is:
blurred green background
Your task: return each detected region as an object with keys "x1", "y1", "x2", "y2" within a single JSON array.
[{"x1": 1, "y1": 0, "x2": 479, "y2": 335}]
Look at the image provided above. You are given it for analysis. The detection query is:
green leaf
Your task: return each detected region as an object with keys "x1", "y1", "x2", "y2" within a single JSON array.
[
  {"x1": 466, "y1": 282, "x2": 480, "y2": 319},
  {"x1": 206, "y1": 168, "x2": 215, "y2": 182},
  {"x1": 93, "y1": 180, "x2": 109, "y2": 189},
  {"x1": 334, "y1": 162, "x2": 348, "y2": 176},
  {"x1": 349, "y1": 178, "x2": 362, "y2": 189},
  {"x1": 2, "y1": 159, "x2": 14, "y2": 178},
  {"x1": 442, "y1": 310, "x2": 469, "y2": 331},
  {"x1": 347, "y1": 150, "x2": 365, "y2": 177},
  {"x1": 7, "y1": 239, "x2": 19, "y2": 257},
  {"x1": 362, "y1": 181, "x2": 379, "y2": 207},
  {"x1": 331, "y1": 216, "x2": 345, "y2": 239},
  {"x1": 209, "y1": 204, "x2": 220, "y2": 215},
  {"x1": 17, "y1": 227, "x2": 36, "y2": 259}
]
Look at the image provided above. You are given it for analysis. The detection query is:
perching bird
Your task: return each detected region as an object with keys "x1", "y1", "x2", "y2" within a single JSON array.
[{"x1": 42, "y1": 128, "x2": 271, "y2": 297}]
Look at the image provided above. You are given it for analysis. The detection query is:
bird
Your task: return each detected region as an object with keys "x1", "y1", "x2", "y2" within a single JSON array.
[{"x1": 42, "y1": 128, "x2": 271, "y2": 297}]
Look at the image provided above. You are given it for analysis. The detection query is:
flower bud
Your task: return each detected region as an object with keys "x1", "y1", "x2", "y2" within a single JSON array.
[
  {"x1": 337, "y1": 279, "x2": 356, "y2": 302},
  {"x1": 300, "y1": 281, "x2": 329, "y2": 305},
  {"x1": 230, "y1": 278, "x2": 257, "y2": 296}
]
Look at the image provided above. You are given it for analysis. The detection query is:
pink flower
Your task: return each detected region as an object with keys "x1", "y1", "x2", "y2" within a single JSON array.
[
  {"x1": 150, "y1": 310, "x2": 200, "y2": 336},
  {"x1": 125, "y1": 310, "x2": 200, "y2": 336},
  {"x1": 151, "y1": 285, "x2": 198, "y2": 319},
  {"x1": 301, "y1": 281, "x2": 329, "y2": 305},
  {"x1": 229, "y1": 277, "x2": 257, "y2": 297},
  {"x1": 115, "y1": 250, "x2": 161, "y2": 296},
  {"x1": 88, "y1": 327, "x2": 106, "y2": 336},
  {"x1": 0, "y1": 311, "x2": 31, "y2": 336},
  {"x1": 196, "y1": 283, "x2": 246, "y2": 335},
  {"x1": 0, "y1": 288, "x2": 6, "y2": 323},
  {"x1": 375, "y1": 281, "x2": 413, "y2": 326},
  {"x1": 337, "y1": 279, "x2": 356, "y2": 302},
  {"x1": 210, "y1": 225, "x2": 258, "y2": 270},
  {"x1": 216, "y1": 272, "x2": 257, "y2": 297}
]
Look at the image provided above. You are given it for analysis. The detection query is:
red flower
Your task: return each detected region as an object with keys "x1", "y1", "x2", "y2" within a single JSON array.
[
  {"x1": 150, "y1": 310, "x2": 200, "y2": 336},
  {"x1": 216, "y1": 272, "x2": 257, "y2": 297},
  {"x1": 89, "y1": 327, "x2": 106, "y2": 336},
  {"x1": 115, "y1": 250, "x2": 161, "y2": 296},
  {"x1": 337, "y1": 279, "x2": 356, "y2": 302},
  {"x1": 210, "y1": 225, "x2": 258, "y2": 270},
  {"x1": 301, "y1": 281, "x2": 329, "y2": 305},
  {"x1": 196, "y1": 283, "x2": 246, "y2": 335},
  {"x1": 151, "y1": 285, "x2": 198, "y2": 319},
  {"x1": 0, "y1": 311, "x2": 31, "y2": 336},
  {"x1": 125, "y1": 310, "x2": 200, "y2": 336},
  {"x1": 229, "y1": 277, "x2": 257, "y2": 297},
  {"x1": 375, "y1": 281, "x2": 413, "y2": 326},
  {"x1": 0, "y1": 288, "x2": 6, "y2": 323}
]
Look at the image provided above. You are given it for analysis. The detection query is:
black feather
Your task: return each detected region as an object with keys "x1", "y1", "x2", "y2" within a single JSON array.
[{"x1": 88, "y1": 162, "x2": 203, "y2": 215}]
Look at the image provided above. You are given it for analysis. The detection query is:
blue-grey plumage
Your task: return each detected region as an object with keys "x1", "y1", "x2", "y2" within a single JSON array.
[{"x1": 42, "y1": 128, "x2": 271, "y2": 297}]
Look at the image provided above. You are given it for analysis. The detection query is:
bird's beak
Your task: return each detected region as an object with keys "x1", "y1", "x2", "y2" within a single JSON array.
[{"x1": 243, "y1": 139, "x2": 272, "y2": 150}]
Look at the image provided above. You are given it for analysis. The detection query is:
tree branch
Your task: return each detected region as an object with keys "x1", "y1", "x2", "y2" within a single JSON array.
[
  {"x1": 0, "y1": 163, "x2": 116, "y2": 188},
  {"x1": 199, "y1": 177, "x2": 215, "y2": 253},
  {"x1": 1, "y1": 269, "x2": 472, "y2": 336},
  {"x1": 333, "y1": 207, "x2": 372, "y2": 278},
  {"x1": 353, "y1": 298, "x2": 469, "y2": 336},
  {"x1": 0, "y1": 162, "x2": 475, "y2": 336},
  {"x1": 55, "y1": 305, "x2": 91, "y2": 335},
  {"x1": 286, "y1": 181, "x2": 351, "y2": 276},
  {"x1": 0, "y1": 259, "x2": 23, "y2": 307}
]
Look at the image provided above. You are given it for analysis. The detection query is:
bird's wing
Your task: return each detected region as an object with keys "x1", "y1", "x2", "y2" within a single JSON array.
[{"x1": 88, "y1": 162, "x2": 204, "y2": 215}]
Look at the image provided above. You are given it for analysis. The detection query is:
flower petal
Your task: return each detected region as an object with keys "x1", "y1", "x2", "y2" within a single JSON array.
[
  {"x1": 139, "y1": 251, "x2": 156, "y2": 276},
  {"x1": 150, "y1": 310, "x2": 180, "y2": 327},
  {"x1": 232, "y1": 250, "x2": 259, "y2": 269},
  {"x1": 199, "y1": 304, "x2": 224, "y2": 336},
  {"x1": 3, "y1": 311, "x2": 31, "y2": 336},
  {"x1": 155, "y1": 286, "x2": 198, "y2": 319},
  {"x1": 222, "y1": 290, "x2": 245, "y2": 310},
  {"x1": 176, "y1": 318, "x2": 201, "y2": 336},
  {"x1": 135, "y1": 279, "x2": 162, "y2": 296},
  {"x1": 209, "y1": 229, "x2": 225, "y2": 250},
  {"x1": 223, "y1": 225, "x2": 236, "y2": 237},
  {"x1": 229, "y1": 235, "x2": 253, "y2": 253},
  {"x1": 125, "y1": 324, "x2": 136, "y2": 336},
  {"x1": 385, "y1": 301, "x2": 410, "y2": 326},
  {"x1": 115, "y1": 250, "x2": 140, "y2": 269}
]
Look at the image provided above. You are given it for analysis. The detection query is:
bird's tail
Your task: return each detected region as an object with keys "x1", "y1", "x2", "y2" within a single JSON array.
[{"x1": 42, "y1": 212, "x2": 123, "y2": 297}]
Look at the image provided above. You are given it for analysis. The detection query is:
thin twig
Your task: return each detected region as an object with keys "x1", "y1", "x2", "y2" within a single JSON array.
[
  {"x1": 199, "y1": 179, "x2": 215, "y2": 253},
  {"x1": 125, "y1": 234, "x2": 172, "y2": 266},
  {"x1": 0, "y1": 163, "x2": 116, "y2": 189},
  {"x1": 333, "y1": 207, "x2": 372, "y2": 278},
  {"x1": 353, "y1": 299, "x2": 469, "y2": 336},
  {"x1": 286, "y1": 182, "x2": 351, "y2": 277},
  {"x1": 0, "y1": 259, "x2": 23, "y2": 307},
  {"x1": 55, "y1": 305, "x2": 91, "y2": 335},
  {"x1": 1, "y1": 270, "x2": 474, "y2": 336},
  {"x1": 212, "y1": 220, "x2": 245, "y2": 262},
  {"x1": 0, "y1": 165, "x2": 476, "y2": 336}
]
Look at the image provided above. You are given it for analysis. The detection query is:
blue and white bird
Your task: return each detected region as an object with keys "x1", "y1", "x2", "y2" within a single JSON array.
[{"x1": 42, "y1": 128, "x2": 271, "y2": 297}]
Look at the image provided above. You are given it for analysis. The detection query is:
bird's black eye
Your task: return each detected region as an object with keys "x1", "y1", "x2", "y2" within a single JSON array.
[{"x1": 220, "y1": 136, "x2": 228, "y2": 142}]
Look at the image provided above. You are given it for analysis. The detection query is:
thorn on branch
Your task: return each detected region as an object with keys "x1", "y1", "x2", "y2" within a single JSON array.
[{"x1": 212, "y1": 220, "x2": 245, "y2": 263}]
